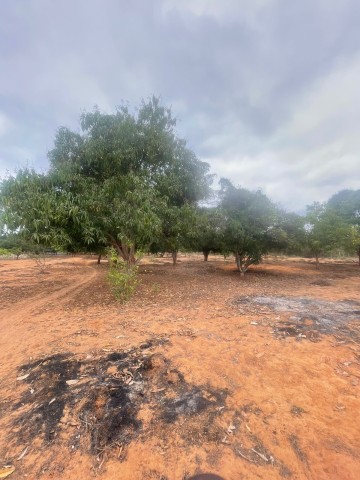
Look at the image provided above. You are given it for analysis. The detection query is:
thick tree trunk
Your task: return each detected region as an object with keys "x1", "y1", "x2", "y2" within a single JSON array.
[
  {"x1": 172, "y1": 251, "x2": 178, "y2": 266},
  {"x1": 357, "y1": 248, "x2": 360, "y2": 266},
  {"x1": 97, "y1": 254, "x2": 101, "y2": 265},
  {"x1": 203, "y1": 251, "x2": 209, "y2": 262},
  {"x1": 111, "y1": 241, "x2": 136, "y2": 266}
]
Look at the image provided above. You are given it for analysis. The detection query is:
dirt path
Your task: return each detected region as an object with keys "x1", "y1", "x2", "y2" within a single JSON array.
[
  {"x1": 0, "y1": 255, "x2": 359, "y2": 480},
  {"x1": 0, "y1": 258, "x2": 99, "y2": 376}
]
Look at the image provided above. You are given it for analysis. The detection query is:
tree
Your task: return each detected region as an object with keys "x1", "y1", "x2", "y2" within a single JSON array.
[
  {"x1": 218, "y1": 179, "x2": 278, "y2": 275},
  {"x1": 327, "y1": 189, "x2": 360, "y2": 263},
  {"x1": 149, "y1": 204, "x2": 198, "y2": 265},
  {"x1": 0, "y1": 234, "x2": 37, "y2": 259},
  {"x1": 305, "y1": 202, "x2": 348, "y2": 268},
  {"x1": 192, "y1": 207, "x2": 223, "y2": 261},
  {"x1": 0, "y1": 98, "x2": 211, "y2": 266},
  {"x1": 327, "y1": 189, "x2": 360, "y2": 224},
  {"x1": 342, "y1": 224, "x2": 360, "y2": 266},
  {"x1": 268, "y1": 211, "x2": 306, "y2": 255}
]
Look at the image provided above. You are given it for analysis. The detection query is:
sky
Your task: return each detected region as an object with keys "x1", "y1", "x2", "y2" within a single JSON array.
[{"x1": 1, "y1": 0, "x2": 360, "y2": 212}]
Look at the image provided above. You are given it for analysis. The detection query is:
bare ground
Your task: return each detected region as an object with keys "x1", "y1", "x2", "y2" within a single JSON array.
[{"x1": 0, "y1": 254, "x2": 359, "y2": 480}]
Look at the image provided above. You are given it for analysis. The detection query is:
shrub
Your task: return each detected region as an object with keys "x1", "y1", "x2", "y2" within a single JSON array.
[{"x1": 106, "y1": 249, "x2": 139, "y2": 302}]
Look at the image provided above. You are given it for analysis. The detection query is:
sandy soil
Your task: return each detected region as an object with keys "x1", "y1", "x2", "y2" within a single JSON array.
[{"x1": 0, "y1": 254, "x2": 359, "y2": 480}]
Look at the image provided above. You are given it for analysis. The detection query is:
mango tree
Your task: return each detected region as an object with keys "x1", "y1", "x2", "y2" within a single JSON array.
[
  {"x1": 218, "y1": 179, "x2": 278, "y2": 275},
  {"x1": 0, "y1": 98, "x2": 211, "y2": 266},
  {"x1": 305, "y1": 202, "x2": 349, "y2": 268}
]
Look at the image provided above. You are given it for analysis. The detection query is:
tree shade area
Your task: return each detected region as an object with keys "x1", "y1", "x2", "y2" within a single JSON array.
[{"x1": 0, "y1": 98, "x2": 360, "y2": 274}]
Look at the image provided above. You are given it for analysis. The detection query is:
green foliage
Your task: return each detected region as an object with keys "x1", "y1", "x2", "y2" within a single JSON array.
[
  {"x1": 327, "y1": 189, "x2": 360, "y2": 225},
  {"x1": 305, "y1": 202, "x2": 349, "y2": 265},
  {"x1": 327, "y1": 189, "x2": 360, "y2": 262},
  {"x1": 0, "y1": 98, "x2": 211, "y2": 265},
  {"x1": 107, "y1": 248, "x2": 139, "y2": 302},
  {"x1": 0, "y1": 169, "x2": 75, "y2": 248},
  {"x1": 344, "y1": 224, "x2": 360, "y2": 265},
  {"x1": 0, "y1": 234, "x2": 41, "y2": 258},
  {"x1": 192, "y1": 207, "x2": 223, "y2": 260},
  {"x1": 0, "y1": 247, "x2": 12, "y2": 256},
  {"x1": 268, "y1": 212, "x2": 306, "y2": 255},
  {"x1": 218, "y1": 179, "x2": 278, "y2": 274},
  {"x1": 150, "y1": 204, "x2": 198, "y2": 263}
]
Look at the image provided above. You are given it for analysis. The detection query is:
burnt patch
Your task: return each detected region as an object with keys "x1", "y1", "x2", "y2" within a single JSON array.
[
  {"x1": 13, "y1": 353, "x2": 80, "y2": 442},
  {"x1": 106, "y1": 351, "x2": 128, "y2": 362},
  {"x1": 8, "y1": 340, "x2": 227, "y2": 467},
  {"x1": 233, "y1": 296, "x2": 360, "y2": 342},
  {"x1": 83, "y1": 384, "x2": 140, "y2": 455},
  {"x1": 161, "y1": 389, "x2": 224, "y2": 423}
]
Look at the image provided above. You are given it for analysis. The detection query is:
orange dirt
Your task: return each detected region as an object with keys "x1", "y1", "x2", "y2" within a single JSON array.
[{"x1": 0, "y1": 254, "x2": 359, "y2": 480}]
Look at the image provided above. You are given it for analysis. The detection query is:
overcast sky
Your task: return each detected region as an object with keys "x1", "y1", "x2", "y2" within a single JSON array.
[{"x1": 1, "y1": 0, "x2": 360, "y2": 212}]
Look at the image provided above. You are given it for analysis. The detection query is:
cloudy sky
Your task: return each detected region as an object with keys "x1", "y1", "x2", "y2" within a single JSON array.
[{"x1": 1, "y1": 0, "x2": 360, "y2": 212}]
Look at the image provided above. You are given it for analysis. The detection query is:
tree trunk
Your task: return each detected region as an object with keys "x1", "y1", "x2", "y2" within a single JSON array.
[
  {"x1": 315, "y1": 255, "x2": 320, "y2": 269},
  {"x1": 235, "y1": 253, "x2": 242, "y2": 273},
  {"x1": 357, "y1": 247, "x2": 360, "y2": 266},
  {"x1": 111, "y1": 241, "x2": 137, "y2": 267},
  {"x1": 203, "y1": 251, "x2": 209, "y2": 262},
  {"x1": 235, "y1": 252, "x2": 248, "y2": 276},
  {"x1": 172, "y1": 251, "x2": 178, "y2": 266},
  {"x1": 97, "y1": 254, "x2": 101, "y2": 265}
]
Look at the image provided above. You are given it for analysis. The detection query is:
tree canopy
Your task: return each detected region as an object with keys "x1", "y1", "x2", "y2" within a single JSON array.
[
  {"x1": 218, "y1": 179, "x2": 278, "y2": 274},
  {"x1": 327, "y1": 189, "x2": 360, "y2": 225},
  {"x1": 0, "y1": 97, "x2": 211, "y2": 264}
]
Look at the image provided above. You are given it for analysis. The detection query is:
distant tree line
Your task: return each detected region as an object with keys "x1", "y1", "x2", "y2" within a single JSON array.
[{"x1": 0, "y1": 97, "x2": 359, "y2": 278}]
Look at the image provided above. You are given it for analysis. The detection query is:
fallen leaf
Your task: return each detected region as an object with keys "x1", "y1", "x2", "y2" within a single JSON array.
[
  {"x1": 66, "y1": 379, "x2": 79, "y2": 386},
  {"x1": 251, "y1": 448, "x2": 268, "y2": 462},
  {"x1": 150, "y1": 387, "x2": 166, "y2": 393},
  {"x1": 17, "y1": 447, "x2": 28, "y2": 461},
  {"x1": 16, "y1": 374, "x2": 30, "y2": 381},
  {"x1": 0, "y1": 466, "x2": 15, "y2": 478}
]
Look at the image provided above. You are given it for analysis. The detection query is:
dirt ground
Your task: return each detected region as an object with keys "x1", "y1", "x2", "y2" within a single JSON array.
[{"x1": 0, "y1": 254, "x2": 359, "y2": 480}]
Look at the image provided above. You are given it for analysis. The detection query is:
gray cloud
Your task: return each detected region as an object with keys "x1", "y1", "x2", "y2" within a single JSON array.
[{"x1": 1, "y1": 0, "x2": 360, "y2": 211}]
